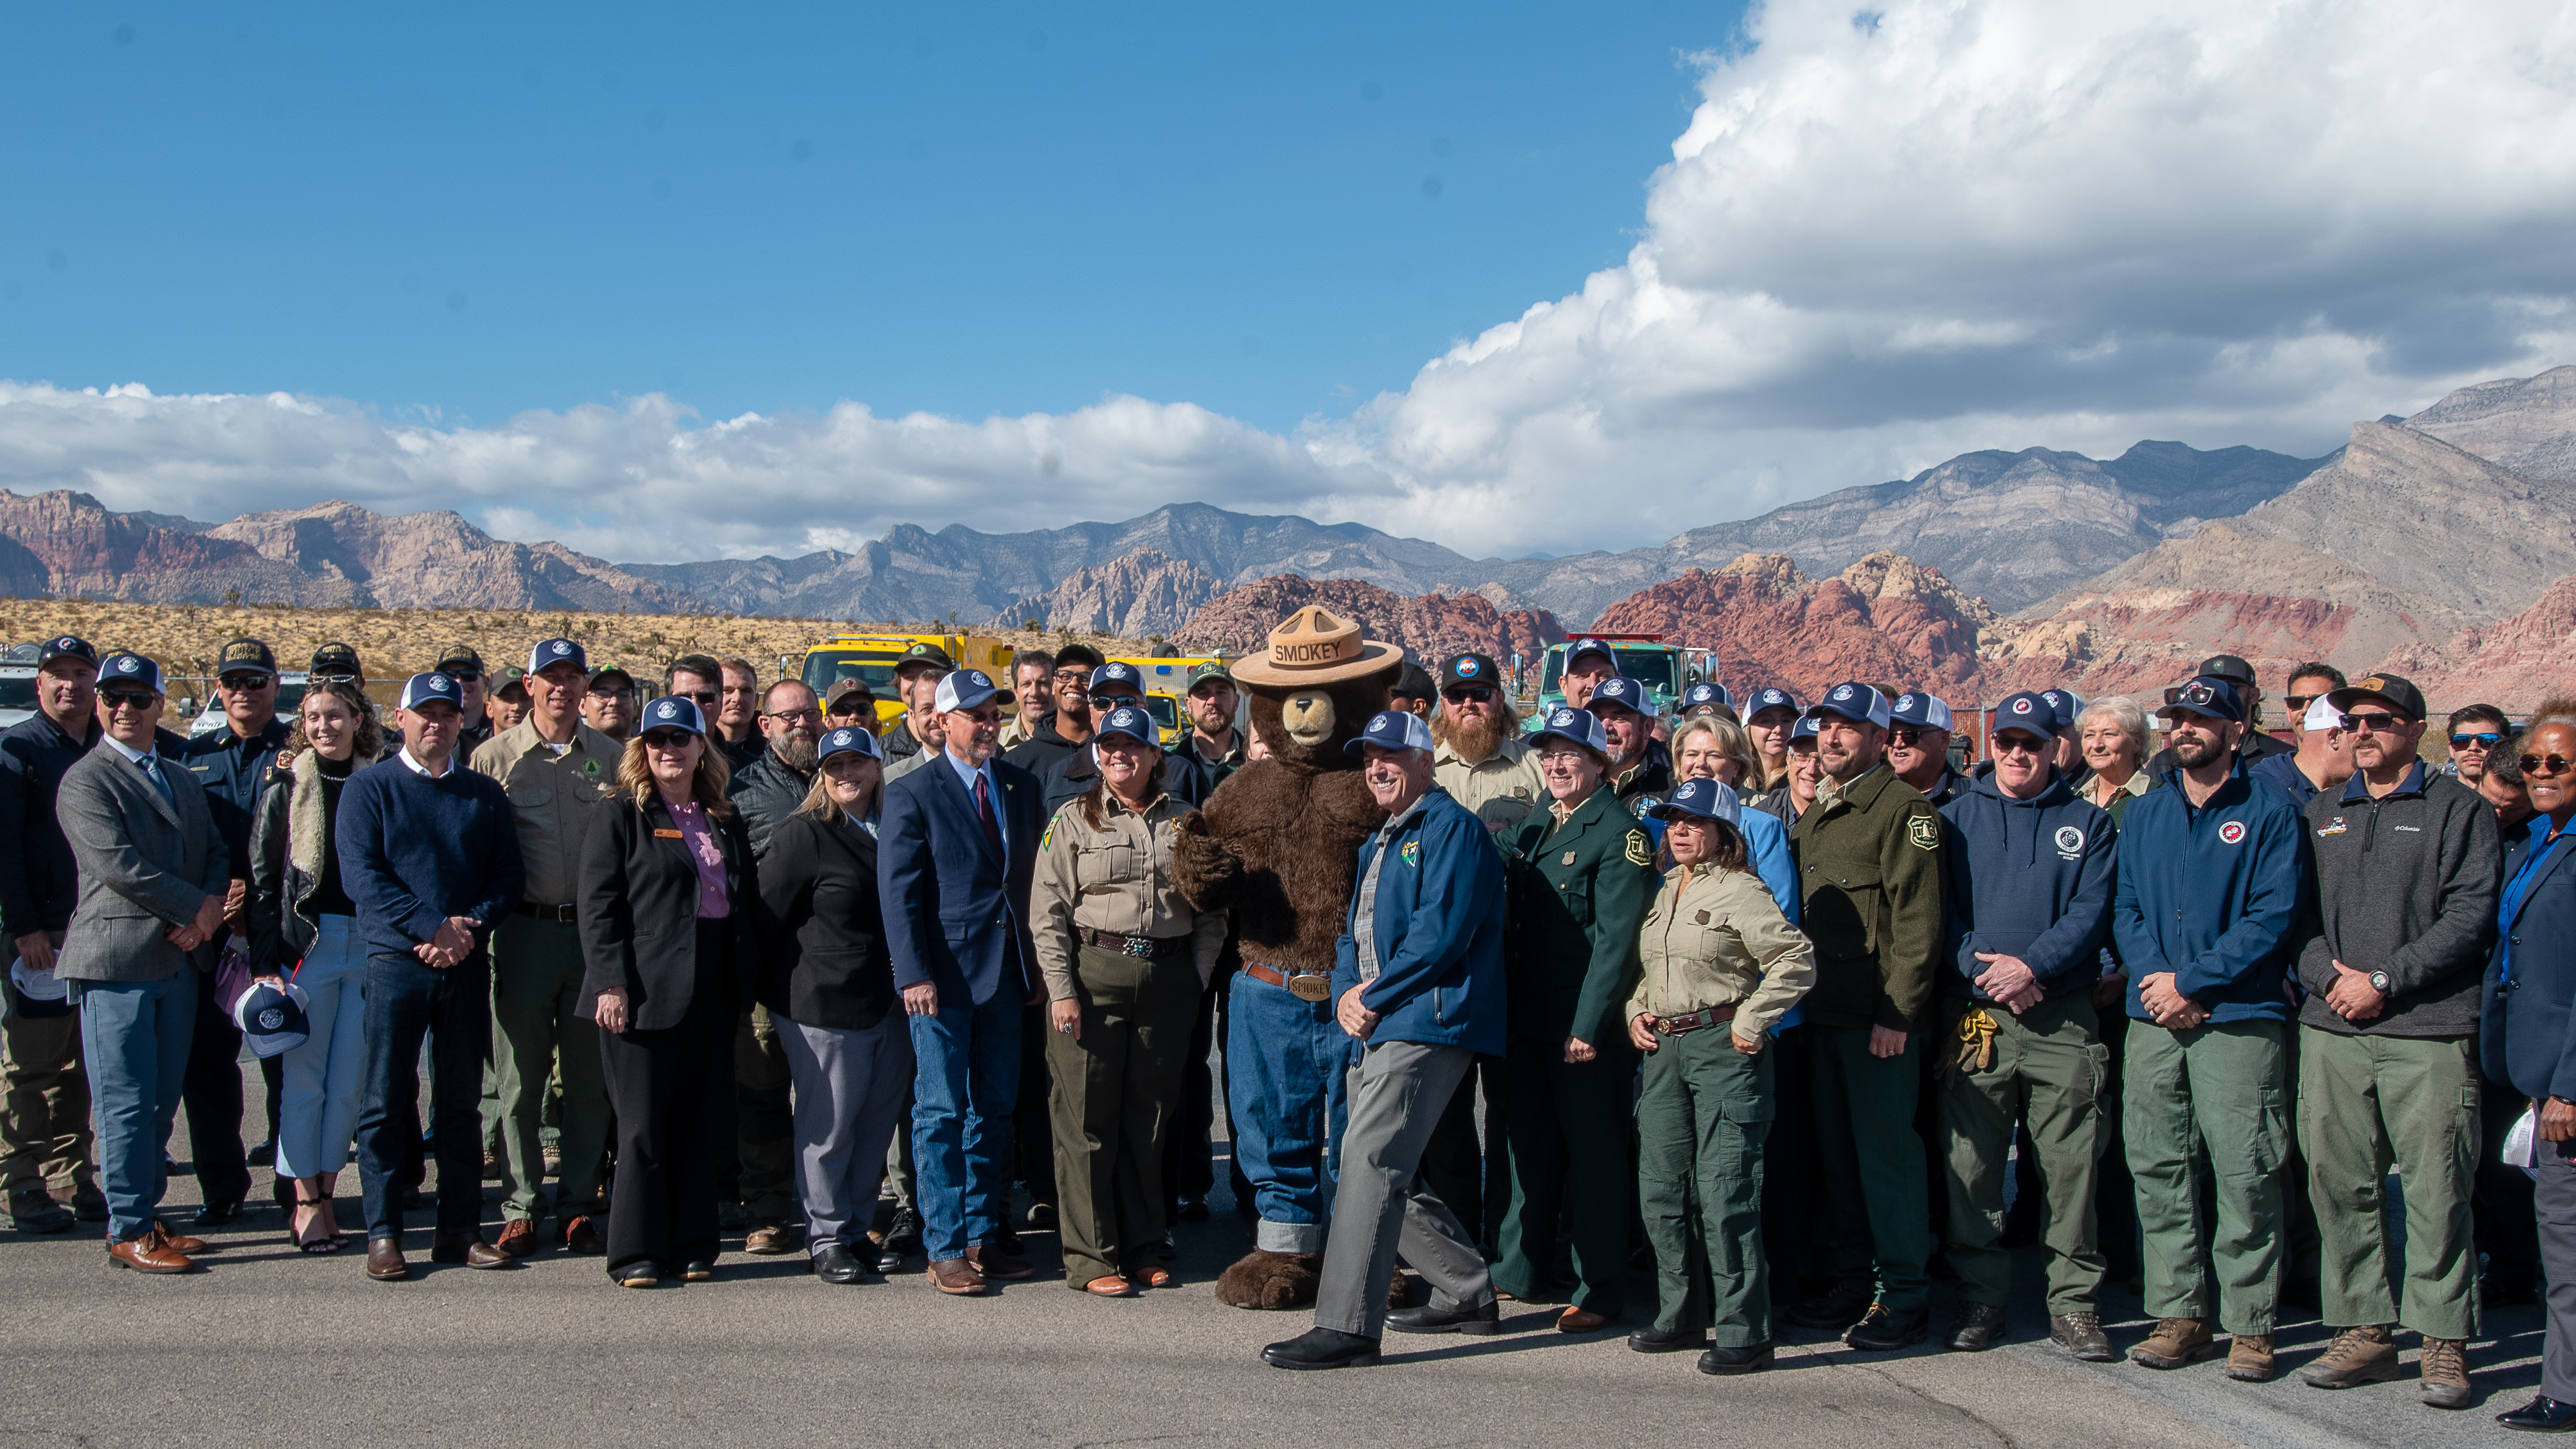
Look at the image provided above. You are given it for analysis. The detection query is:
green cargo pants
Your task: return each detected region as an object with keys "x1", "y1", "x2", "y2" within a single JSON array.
[
  {"x1": 487, "y1": 915, "x2": 610, "y2": 1220},
  {"x1": 1939, "y1": 992, "x2": 2108, "y2": 1313},
  {"x1": 2298, "y1": 1026, "x2": 2480, "y2": 1341},
  {"x1": 2125, "y1": 1017, "x2": 2288, "y2": 1335},
  {"x1": 1810, "y1": 1024, "x2": 1933, "y2": 1313},
  {"x1": 1494, "y1": 1037, "x2": 1636, "y2": 1315},
  {"x1": 1637, "y1": 1024, "x2": 1774, "y2": 1345}
]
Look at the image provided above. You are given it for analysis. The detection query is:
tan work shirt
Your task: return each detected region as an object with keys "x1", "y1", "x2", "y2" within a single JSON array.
[
  {"x1": 469, "y1": 719, "x2": 624, "y2": 906},
  {"x1": 1627, "y1": 863, "x2": 1817, "y2": 1046},
  {"x1": 1434, "y1": 734, "x2": 1546, "y2": 835},
  {"x1": 1032, "y1": 791, "x2": 1225, "y2": 1000}
]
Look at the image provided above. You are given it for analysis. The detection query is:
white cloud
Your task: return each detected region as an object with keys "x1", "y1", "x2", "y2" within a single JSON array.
[{"x1": 2, "y1": 0, "x2": 2570, "y2": 564}]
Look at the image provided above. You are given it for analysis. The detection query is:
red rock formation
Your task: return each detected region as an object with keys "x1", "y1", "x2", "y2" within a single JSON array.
[
  {"x1": 1593, "y1": 553, "x2": 2003, "y2": 699},
  {"x1": 1176, "y1": 575, "x2": 1565, "y2": 667},
  {"x1": 2385, "y1": 573, "x2": 2576, "y2": 712}
]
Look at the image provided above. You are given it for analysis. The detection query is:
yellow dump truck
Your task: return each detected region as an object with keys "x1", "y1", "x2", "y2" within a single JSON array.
[{"x1": 798, "y1": 633, "x2": 1018, "y2": 731}]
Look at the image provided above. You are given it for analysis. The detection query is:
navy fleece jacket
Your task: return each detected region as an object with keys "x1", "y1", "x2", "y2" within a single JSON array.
[
  {"x1": 337, "y1": 754, "x2": 524, "y2": 959},
  {"x1": 1938, "y1": 769, "x2": 2117, "y2": 1003},
  {"x1": 2112, "y1": 759, "x2": 2308, "y2": 1024}
]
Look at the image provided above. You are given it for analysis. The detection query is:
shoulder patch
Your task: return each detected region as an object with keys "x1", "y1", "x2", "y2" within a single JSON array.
[
  {"x1": 1040, "y1": 816, "x2": 1055, "y2": 851},
  {"x1": 1907, "y1": 813, "x2": 1939, "y2": 852},
  {"x1": 1624, "y1": 829, "x2": 1652, "y2": 867}
]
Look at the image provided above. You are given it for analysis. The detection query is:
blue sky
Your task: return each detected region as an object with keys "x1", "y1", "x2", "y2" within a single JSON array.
[{"x1": 0, "y1": 1, "x2": 1742, "y2": 435}]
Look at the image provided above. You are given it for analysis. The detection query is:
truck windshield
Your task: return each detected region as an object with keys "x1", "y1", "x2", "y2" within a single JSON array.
[
  {"x1": 1142, "y1": 694, "x2": 1179, "y2": 731},
  {"x1": 1540, "y1": 645, "x2": 1680, "y2": 698},
  {"x1": 802, "y1": 651, "x2": 900, "y2": 694},
  {"x1": 0, "y1": 675, "x2": 34, "y2": 711}
]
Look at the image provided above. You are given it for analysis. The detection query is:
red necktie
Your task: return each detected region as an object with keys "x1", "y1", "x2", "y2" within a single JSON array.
[{"x1": 975, "y1": 771, "x2": 1004, "y2": 861}]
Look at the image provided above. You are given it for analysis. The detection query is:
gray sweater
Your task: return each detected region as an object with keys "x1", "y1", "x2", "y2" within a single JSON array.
[{"x1": 2295, "y1": 764, "x2": 2497, "y2": 1038}]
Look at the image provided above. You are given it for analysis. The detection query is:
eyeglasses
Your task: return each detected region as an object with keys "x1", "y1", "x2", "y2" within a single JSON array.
[
  {"x1": 2522, "y1": 754, "x2": 2573, "y2": 777},
  {"x1": 1442, "y1": 685, "x2": 1497, "y2": 703},
  {"x1": 762, "y1": 706, "x2": 822, "y2": 723},
  {"x1": 2339, "y1": 712, "x2": 2403, "y2": 734},
  {"x1": 2452, "y1": 732, "x2": 2505, "y2": 750},
  {"x1": 99, "y1": 691, "x2": 156, "y2": 711},
  {"x1": 1888, "y1": 726, "x2": 1934, "y2": 745},
  {"x1": 1990, "y1": 735, "x2": 2048, "y2": 756},
  {"x1": 641, "y1": 730, "x2": 697, "y2": 750},
  {"x1": 1052, "y1": 673, "x2": 1090, "y2": 688},
  {"x1": 216, "y1": 674, "x2": 272, "y2": 692}
]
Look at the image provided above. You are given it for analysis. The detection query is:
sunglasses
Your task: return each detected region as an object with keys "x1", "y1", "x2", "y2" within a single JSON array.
[
  {"x1": 641, "y1": 730, "x2": 698, "y2": 749},
  {"x1": 1442, "y1": 685, "x2": 1497, "y2": 703},
  {"x1": 680, "y1": 690, "x2": 718, "y2": 705},
  {"x1": 99, "y1": 691, "x2": 157, "y2": 711},
  {"x1": 1888, "y1": 725, "x2": 1935, "y2": 744},
  {"x1": 2339, "y1": 712, "x2": 2404, "y2": 734},
  {"x1": 445, "y1": 669, "x2": 483, "y2": 683},
  {"x1": 216, "y1": 674, "x2": 272, "y2": 691},
  {"x1": 2282, "y1": 693, "x2": 2321, "y2": 714},
  {"x1": 2452, "y1": 732, "x2": 2504, "y2": 749},
  {"x1": 1991, "y1": 735, "x2": 2049, "y2": 756},
  {"x1": 312, "y1": 671, "x2": 360, "y2": 685},
  {"x1": 2523, "y1": 754, "x2": 2573, "y2": 777}
]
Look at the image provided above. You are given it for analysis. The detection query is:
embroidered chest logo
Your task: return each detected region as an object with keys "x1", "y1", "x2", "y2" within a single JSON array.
[
  {"x1": 2054, "y1": 825, "x2": 2084, "y2": 857},
  {"x1": 1400, "y1": 840, "x2": 1420, "y2": 867},
  {"x1": 2317, "y1": 816, "x2": 2348, "y2": 837},
  {"x1": 2219, "y1": 820, "x2": 2248, "y2": 845}
]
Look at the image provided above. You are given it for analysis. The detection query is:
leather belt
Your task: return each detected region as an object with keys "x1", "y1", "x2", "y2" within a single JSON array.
[
  {"x1": 1241, "y1": 957, "x2": 1334, "y2": 1003},
  {"x1": 514, "y1": 902, "x2": 577, "y2": 923},
  {"x1": 1652, "y1": 1003, "x2": 1738, "y2": 1036},
  {"x1": 1082, "y1": 928, "x2": 1186, "y2": 960}
]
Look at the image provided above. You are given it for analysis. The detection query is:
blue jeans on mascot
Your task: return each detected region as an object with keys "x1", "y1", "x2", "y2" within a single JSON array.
[{"x1": 1228, "y1": 970, "x2": 1354, "y2": 1251}]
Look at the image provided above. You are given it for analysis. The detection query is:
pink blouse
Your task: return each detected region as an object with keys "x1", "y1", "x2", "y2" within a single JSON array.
[{"x1": 666, "y1": 799, "x2": 731, "y2": 919}]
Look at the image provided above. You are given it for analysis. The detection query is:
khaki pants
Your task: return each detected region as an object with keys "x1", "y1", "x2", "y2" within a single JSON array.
[
  {"x1": 2126, "y1": 1017, "x2": 2289, "y2": 1335},
  {"x1": 2, "y1": 974, "x2": 93, "y2": 1197},
  {"x1": 487, "y1": 915, "x2": 610, "y2": 1220},
  {"x1": 2298, "y1": 1026, "x2": 2480, "y2": 1341},
  {"x1": 1047, "y1": 946, "x2": 1198, "y2": 1285},
  {"x1": 1940, "y1": 992, "x2": 2109, "y2": 1313}
]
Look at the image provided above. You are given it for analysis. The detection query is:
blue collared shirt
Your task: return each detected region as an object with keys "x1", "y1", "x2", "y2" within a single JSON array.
[
  {"x1": 2499, "y1": 813, "x2": 2575, "y2": 989},
  {"x1": 944, "y1": 748, "x2": 1006, "y2": 851}
]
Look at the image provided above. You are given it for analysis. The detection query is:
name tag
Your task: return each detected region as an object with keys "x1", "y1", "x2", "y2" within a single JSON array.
[{"x1": 653, "y1": 829, "x2": 683, "y2": 839}]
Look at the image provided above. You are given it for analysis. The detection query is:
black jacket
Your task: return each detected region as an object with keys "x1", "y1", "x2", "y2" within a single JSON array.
[
  {"x1": 577, "y1": 794, "x2": 763, "y2": 1031},
  {"x1": 727, "y1": 747, "x2": 814, "y2": 860},
  {"x1": 757, "y1": 810, "x2": 897, "y2": 1031},
  {"x1": 0, "y1": 711, "x2": 99, "y2": 938},
  {"x1": 715, "y1": 733, "x2": 765, "y2": 775},
  {"x1": 2296, "y1": 763, "x2": 2498, "y2": 1039},
  {"x1": 1003, "y1": 716, "x2": 1090, "y2": 782}
]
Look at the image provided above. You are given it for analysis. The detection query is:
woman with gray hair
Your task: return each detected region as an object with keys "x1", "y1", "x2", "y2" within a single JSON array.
[{"x1": 2075, "y1": 696, "x2": 2154, "y2": 826}]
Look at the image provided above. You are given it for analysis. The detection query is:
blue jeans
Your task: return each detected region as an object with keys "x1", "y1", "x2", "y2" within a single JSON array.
[
  {"x1": 73, "y1": 970, "x2": 198, "y2": 1242},
  {"x1": 1226, "y1": 970, "x2": 1353, "y2": 1253},
  {"x1": 355, "y1": 952, "x2": 492, "y2": 1242},
  {"x1": 274, "y1": 915, "x2": 368, "y2": 1180},
  {"x1": 907, "y1": 992, "x2": 1022, "y2": 1264}
]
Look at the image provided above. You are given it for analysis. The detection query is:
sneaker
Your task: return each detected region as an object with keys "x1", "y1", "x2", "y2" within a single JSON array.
[
  {"x1": 2419, "y1": 1336, "x2": 2473, "y2": 1410},
  {"x1": 2227, "y1": 1333, "x2": 2276, "y2": 1383},
  {"x1": 2049, "y1": 1312, "x2": 2114, "y2": 1362},
  {"x1": 2298, "y1": 1325, "x2": 2397, "y2": 1389},
  {"x1": 2129, "y1": 1317, "x2": 2214, "y2": 1369}
]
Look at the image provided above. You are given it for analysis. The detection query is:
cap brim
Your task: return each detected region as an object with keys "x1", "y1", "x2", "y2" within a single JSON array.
[
  {"x1": 2324, "y1": 687, "x2": 2410, "y2": 716},
  {"x1": 1227, "y1": 639, "x2": 1403, "y2": 688}
]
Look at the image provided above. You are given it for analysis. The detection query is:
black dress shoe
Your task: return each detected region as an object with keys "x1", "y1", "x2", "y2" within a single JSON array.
[
  {"x1": 1261, "y1": 1327, "x2": 1382, "y2": 1370},
  {"x1": 881, "y1": 1205, "x2": 923, "y2": 1258},
  {"x1": 1386, "y1": 1300, "x2": 1503, "y2": 1335},
  {"x1": 1843, "y1": 1304, "x2": 1932, "y2": 1351},
  {"x1": 1782, "y1": 1285, "x2": 1872, "y2": 1331},
  {"x1": 246, "y1": 1138, "x2": 276, "y2": 1168},
  {"x1": 1174, "y1": 1194, "x2": 1209, "y2": 1222},
  {"x1": 1628, "y1": 1326, "x2": 1709, "y2": 1354},
  {"x1": 610, "y1": 1261, "x2": 663, "y2": 1289},
  {"x1": 193, "y1": 1199, "x2": 242, "y2": 1228},
  {"x1": 1947, "y1": 1303, "x2": 2007, "y2": 1351},
  {"x1": 812, "y1": 1243, "x2": 869, "y2": 1284},
  {"x1": 682, "y1": 1259, "x2": 716, "y2": 1282},
  {"x1": 1698, "y1": 1342, "x2": 1776, "y2": 1375},
  {"x1": 2500, "y1": 1395, "x2": 2576, "y2": 1432}
]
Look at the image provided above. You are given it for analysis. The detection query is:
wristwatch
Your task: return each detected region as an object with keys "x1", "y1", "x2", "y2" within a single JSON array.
[{"x1": 2368, "y1": 970, "x2": 2392, "y2": 994}]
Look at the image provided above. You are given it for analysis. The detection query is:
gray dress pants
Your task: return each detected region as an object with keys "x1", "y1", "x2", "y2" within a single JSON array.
[
  {"x1": 1314, "y1": 1038, "x2": 1494, "y2": 1339},
  {"x1": 779, "y1": 1015, "x2": 915, "y2": 1254}
]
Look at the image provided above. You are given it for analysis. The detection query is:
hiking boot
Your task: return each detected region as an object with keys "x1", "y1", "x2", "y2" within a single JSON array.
[
  {"x1": 2298, "y1": 1325, "x2": 2398, "y2": 1389},
  {"x1": 1947, "y1": 1303, "x2": 2007, "y2": 1351},
  {"x1": 2049, "y1": 1312, "x2": 2114, "y2": 1362},
  {"x1": 2420, "y1": 1336, "x2": 2473, "y2": 1410},
  {"x1": 2227, "y1": 1333, "x2": 2276, "y2": 1382},
  {"x1": 2128, "y1": 1317, "x2": 2214, "y2": 1369}
]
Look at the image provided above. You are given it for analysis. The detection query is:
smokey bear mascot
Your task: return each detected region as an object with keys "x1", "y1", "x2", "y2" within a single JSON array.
[{"x1": 1172, "y1": 605, "x2": 1401, "y2": 1308}]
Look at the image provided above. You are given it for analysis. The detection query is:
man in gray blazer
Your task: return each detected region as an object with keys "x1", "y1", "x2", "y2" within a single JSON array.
[{"x1": 56, "y1": 653, "x2": 229, "y2": 1274}]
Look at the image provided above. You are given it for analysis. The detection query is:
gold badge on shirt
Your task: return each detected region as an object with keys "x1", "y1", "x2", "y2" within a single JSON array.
[{"x1": 1560, "y1": 850, "x2": 1577, "y2": 866}]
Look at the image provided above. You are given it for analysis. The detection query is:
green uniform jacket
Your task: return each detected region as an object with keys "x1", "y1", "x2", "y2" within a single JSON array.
[
  {"x1": 1788, "y1": 763, "x2": 1946, "y2": 1033},
  {"x1": 1504, "y1": 787, "x2": 1658, "y2": 1047}
]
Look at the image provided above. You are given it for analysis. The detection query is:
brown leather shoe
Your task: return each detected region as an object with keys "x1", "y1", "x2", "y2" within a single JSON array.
[
  {"x1": 430, "y1": 1232, "x2": 516, "y2": 1269},
  {"x1": 1140, "y1": 1265, "x2": 1178, "y2": 1290},
  {"x1": 495, "y1": 1218, "x2": 542, "y2": 1258},
  {"x1": 154, "y1": 1222, "x2": 210, "y2": 1254},
  {"x1": 926, "y1": 1258, "x2": 989, "y2": 1295},
  {"x1": 1558, "y1": 1306, "x2": 1610, "y2": 1334},
  {"x1": 365, "y1": 1238, "x2": 411, "y2": 1281},
  {"x1": 107, "y1": 1231, "x2": 193, "y2": 1273},
  {"x1": 561, "y1": 1215, "x2": 604, "y2": 1255},
  {"x1": 743, "y1": 1220, "x2": 798, "y2": 1256},
  {"x1": 966, "y1": 1243, "x2": 1036, "y2": 1281},
  {"x1": 1082, "y1": 1274, "x2": 1140, "y2": 1297},
  {"x1": 2227, "y1": 1333, "x2": 2277, "y2": 1382}
]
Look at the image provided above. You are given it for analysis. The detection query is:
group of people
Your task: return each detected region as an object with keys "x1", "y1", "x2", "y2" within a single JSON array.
[{"x1": 4, "y1": 618, "x2": 2574, "y2": 1428}]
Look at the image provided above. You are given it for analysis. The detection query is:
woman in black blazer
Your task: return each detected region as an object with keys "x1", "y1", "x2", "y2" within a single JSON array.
[
  {"x1": 757, "y1": 726, "x2": 911, "y2": 1286},
  {"x1": 579, "y1": 696, "x2": 761, "y2": 1289}
]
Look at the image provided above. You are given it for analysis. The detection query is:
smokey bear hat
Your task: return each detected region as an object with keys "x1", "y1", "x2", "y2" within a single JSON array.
[{"x1": 1228, "y1": 605, "x2": 1402, "y2": 689}]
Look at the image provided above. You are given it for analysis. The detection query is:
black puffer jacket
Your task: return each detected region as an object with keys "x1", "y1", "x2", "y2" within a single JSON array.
[{"x1": 727, "y1": 746, "x2": 814, "y2": 860}]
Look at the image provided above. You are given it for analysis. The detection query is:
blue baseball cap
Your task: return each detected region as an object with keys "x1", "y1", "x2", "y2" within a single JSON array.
[
  {"x1": 817, "y1": 726, "x2": 879, "y2": 764},
  {"x1": 400, "y1": 671, "x2": 467, "y2": 711},
  {"x1": 1681, "y1": 682, "x2": 1734, "y2": 715},
  {"x1": 1529, "y1": 705, "x2": 1611, "y2": 758},
  {"x1": 933, "y1": 669, "x2": 1001, "y2": 713},
  {"x1": 638, "y1": 695, "x2": 708, "y2": 735},
  {"x1": 96, "y1": 652, "x2": 164, "y2": 695},
  {"x1": 1990, "y1": 691, "x2": 2057, "y2": 739},
  {"x1": 1644, "y1": 776, "x2": 1742, "y2": 826},
  {"x1": 1805, "y1": 682, "x2": 1891, "y2": 730},
  {"x1": 232, "y1": 978, "x2": 312, "y2": 1059},
  {"x1": 1094, "y1": 703, "x2": 1161, "y2": 747},
  {"x1": 1585, "y1": 676, "x2": 1656, "y2": 719},
  {"x1": 2159, "y1": 676, "x2": 2241, "y2": 723},
  {"x1": 1889, "y1": 691, "x2": 1954, "y2": 732},
  {"x1": 1744, "y1": 685, "x2": 1801, "y2": 719},
  {"x1": 1789, "y1": 714, "x2": 1820, "y2": 744},
  {"x1": 1088, "y1": 662, "x2": 1147, "y2": 697},
  {"x1": 37, "y1": 635, "x2": 96, "y2": 669},
  {"x1": 1346, "y1": 709, "x2": 1436, "y2": 756},
  {"x1": 528, "y1": 637, "x2": 589, "y2": 675},
  {"x1": 2038, "y1": 688, "x2": 2083, "y2": 732},
  {"x1": 1563, "y1": 638, "x2": 1617, "y2": 672}
]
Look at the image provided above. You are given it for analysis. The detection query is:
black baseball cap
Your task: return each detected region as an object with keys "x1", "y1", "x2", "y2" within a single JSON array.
[
  {"x1": 216, "y1": 638, "x2": 277, "y2": 680},
  {"x1": 433, "y1": 644, "x2": 485, "y2": 674},
  {"x1": 493, "y1": 666, "x2": 529, "y2": 699},
  {"x1": 1053, "y1": 642, "x2": 1105, "y2": 673},
  {"x1": 309, "y1": 642, "x2": 363, "y2": 680},
  {"x1": 2326, "y1": 672, "x2": 2426, "y2": 720},
  {"x1": 895, "y1": 641, "x2": 955, "y2": 673},
  {"x1": 1440, "y1": 653, "x2": 1501, "y2": 689},
  {"x1": 2196, "y1": 654, "x2": 2259, "y2": 688},
  {"x1": 588, "y1": 664, "x2": 636, "y2": 690},
  {"x1": 1392, "y1": 663, "x2": 1438, "y2": 703},
  {"x1": 36, "y1": 635, "x2": 97, "y2": 668}
]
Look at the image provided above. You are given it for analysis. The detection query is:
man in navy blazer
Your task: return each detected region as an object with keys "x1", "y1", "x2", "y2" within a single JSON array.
[{"x1": 879, "y1": 667, "x2": 1043, "y2": 1295}]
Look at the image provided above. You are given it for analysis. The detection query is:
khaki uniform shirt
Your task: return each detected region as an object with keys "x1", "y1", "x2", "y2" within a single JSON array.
[
  {"x1": 1627, "y1": 864, "x2": 1817, "y2": 1044},
  {"x1": 1435, "y1": 734, "x2": 1546, "y2": 835},
  {"x1": 468, "y1": 720, "x2": 624, "y2": 906},
  {"x1": 1032, "y1": 792, "x2": 1226, "y2": 1000}
]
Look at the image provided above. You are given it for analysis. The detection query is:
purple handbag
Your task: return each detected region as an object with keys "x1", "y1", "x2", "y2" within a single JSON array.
[{"x1": 212, "y1": 945, "x2": 255, "y2": 1018}]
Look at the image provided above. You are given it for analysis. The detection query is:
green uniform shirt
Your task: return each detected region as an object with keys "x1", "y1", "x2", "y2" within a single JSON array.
[
  {"x1": 1503, "y1": 786, "x2": 1657, "y2": 1047},
  {"x1": 1788, "y1": 762, "x2": 1945, "y2": 1033}
]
